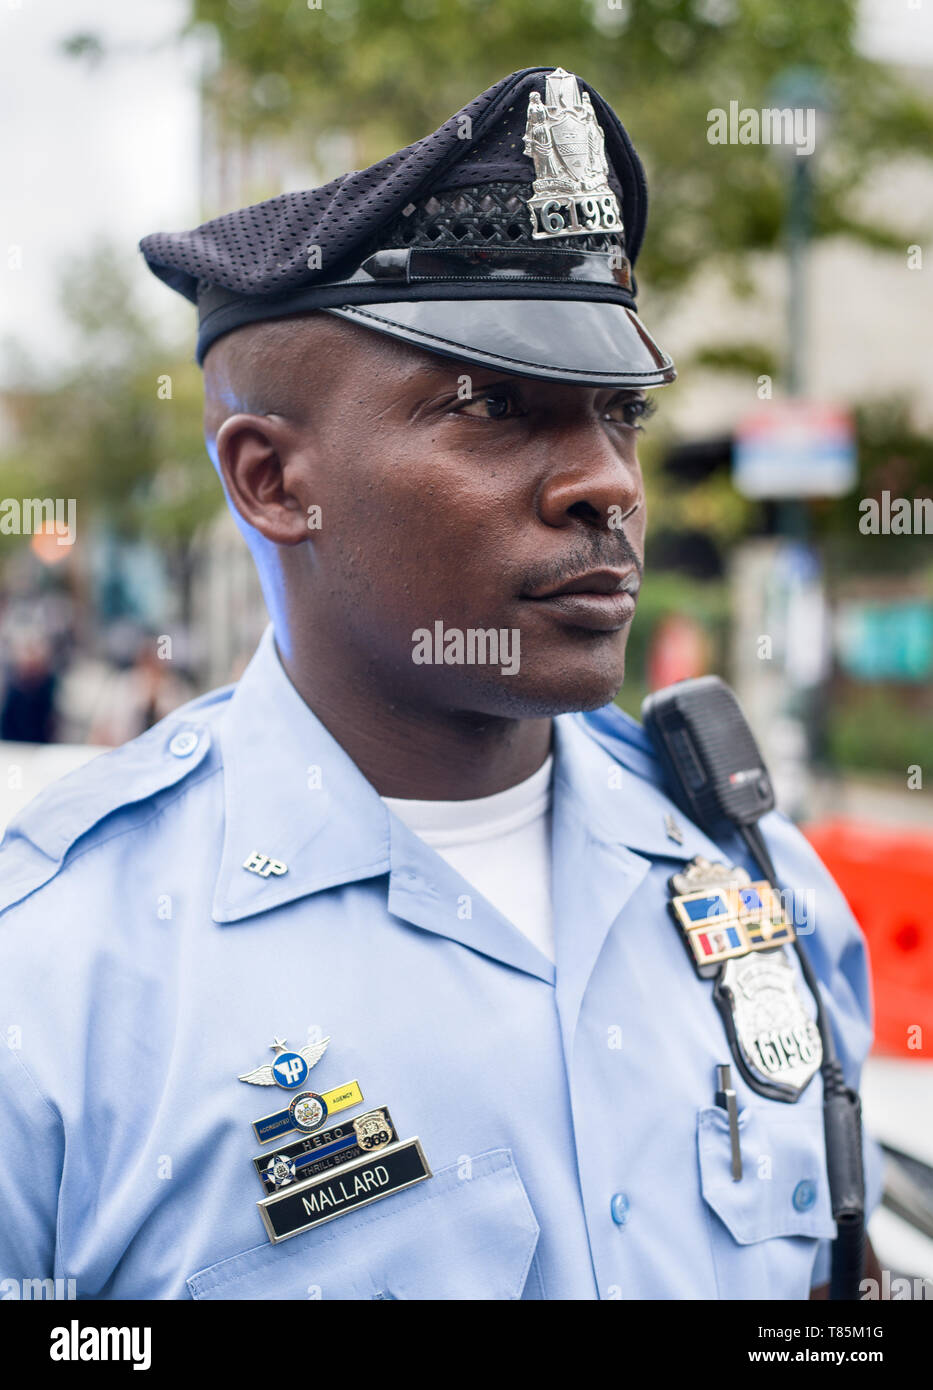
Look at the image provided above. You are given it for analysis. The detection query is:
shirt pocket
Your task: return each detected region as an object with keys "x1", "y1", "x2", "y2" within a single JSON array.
[
  {"x1": 697, "y1": 1102, "x2": 836, "y2": 1301},
  {"x1": 186, "y1": 1147, "x2": 541, "y2": 1301}
]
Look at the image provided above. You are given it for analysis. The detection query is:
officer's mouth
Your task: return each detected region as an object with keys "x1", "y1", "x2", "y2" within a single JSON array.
[{"x1": 519, "y1": 568, "x2": 640, "y2": 632}]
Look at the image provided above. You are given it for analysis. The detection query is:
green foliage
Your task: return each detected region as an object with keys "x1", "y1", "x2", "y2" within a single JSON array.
[
  {"x1": 22, "y1": 4, "x2": 931, "y2": 562},
  {"x1": 0, "y1": 247, "x2": 220, "y2": 544},
  {"x1": 814, "y1": 398, "x2": 933, "y2": 573},
  {"x1": 691, "y1": 342, "x2": 781, "y2": 379},
  {"x1": 827, "y1": 686, "x2": 933, "y2": 773},
  {"x1": 614, "y1": 569, "x2": 730, "y2": 720},
  {"x1": 186, "y1": 0, "x2": 933, "y2": 302},
  {"x1": 58, "y1": 32, "x2": 106, "y2": 65}
]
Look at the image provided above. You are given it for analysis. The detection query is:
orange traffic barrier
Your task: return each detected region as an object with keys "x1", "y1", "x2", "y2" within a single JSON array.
[{"x1": 803, "y1": 819, "x2": 933, "y2": 1057}]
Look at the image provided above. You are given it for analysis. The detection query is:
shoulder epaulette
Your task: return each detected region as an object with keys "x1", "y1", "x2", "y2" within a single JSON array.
[{"x1": 0, "y1": 716, "x2": 215, "y2": 917}]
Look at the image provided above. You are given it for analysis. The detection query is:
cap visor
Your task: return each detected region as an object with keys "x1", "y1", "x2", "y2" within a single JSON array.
[{"x1": 323, "y1": 299, "x2": 675, "y2": 388}]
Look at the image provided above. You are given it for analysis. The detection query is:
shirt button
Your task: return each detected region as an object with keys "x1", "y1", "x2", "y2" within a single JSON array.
[
  {"x1": 792, "y1": 1179, "x2": 817, "y2": 1212},
  {"x1": 169, "y1": 730, "x2": 199, "y2": 758},
  {"x1": 610, "y1": 1192, "x2": 631, "y2": 1226}
]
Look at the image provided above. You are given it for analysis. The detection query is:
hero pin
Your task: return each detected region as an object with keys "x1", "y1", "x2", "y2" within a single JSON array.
[{"x1": 253, "y1": 1107, "x2": 397, "y2": 1193}]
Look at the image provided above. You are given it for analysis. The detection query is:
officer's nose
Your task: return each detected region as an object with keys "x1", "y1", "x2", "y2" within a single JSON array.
[{"x1": 535, "y1": 418, "x2": 643, "y2": 531}]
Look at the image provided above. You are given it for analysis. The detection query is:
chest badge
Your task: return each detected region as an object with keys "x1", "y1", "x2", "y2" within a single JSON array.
[
  {"x1": 718, "y1": 951, "x2": 822, "y2": 1098},
  {"x1": 668, "y1": 856, "x2": 822, "y2": 1101}
]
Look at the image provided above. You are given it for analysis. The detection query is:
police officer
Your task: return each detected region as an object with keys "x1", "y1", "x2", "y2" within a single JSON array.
[{"x1": 0, "y1": 66, "x2": 881, "y2": 1300}]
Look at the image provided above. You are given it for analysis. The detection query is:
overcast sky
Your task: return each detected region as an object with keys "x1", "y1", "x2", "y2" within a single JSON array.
[
  {"x1": 1, "y1": 0, "x2": 931, "y2": 387},
  {"x1": 0, "y1": 0, "x2": 200, "y2": 384}
]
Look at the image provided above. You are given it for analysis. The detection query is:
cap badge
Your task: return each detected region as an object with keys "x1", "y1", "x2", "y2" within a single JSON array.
[{"x1": 523, "y1": 67, "x2": 623, "y2": 241}]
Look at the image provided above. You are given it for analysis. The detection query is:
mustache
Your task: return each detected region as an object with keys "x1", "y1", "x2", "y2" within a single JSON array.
[{"x1": 518, "y1": 531, "x2": 643, "y2": 595}]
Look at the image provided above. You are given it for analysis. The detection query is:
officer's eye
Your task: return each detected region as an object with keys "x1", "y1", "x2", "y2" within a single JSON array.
[
  {"x1": 604, "y1": 393, "x2": 657, "y2": 429},
  {"x1": 456, "y1": 389, "x2": 525, "y2": 420}
]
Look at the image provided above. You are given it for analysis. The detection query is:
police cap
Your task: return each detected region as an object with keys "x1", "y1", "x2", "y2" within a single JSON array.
[{"x1": 140, "y1": 65, "x2": 675, "y2": 388}]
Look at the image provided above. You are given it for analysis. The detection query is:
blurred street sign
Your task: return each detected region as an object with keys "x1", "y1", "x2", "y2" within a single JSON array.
[
  {"x1": 836, "y1": 599, "x2": 933, "y2": 682},
  {"x1": 733, "y1": 400, "x2": 856, "y2": 499}
]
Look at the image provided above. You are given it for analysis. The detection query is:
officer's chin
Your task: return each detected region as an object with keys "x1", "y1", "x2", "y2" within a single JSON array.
[
  {"x1": 530, "y1": 628, "x2": 630, "y2": 713},
  {"x1": 456, "y1": 654, "x2": 628, "y2": 720}
]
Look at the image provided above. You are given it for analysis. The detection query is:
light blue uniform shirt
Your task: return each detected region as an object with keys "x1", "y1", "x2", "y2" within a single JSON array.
[{"x1": 0, "y1": 628, "x2": 881, "y2": 1299}]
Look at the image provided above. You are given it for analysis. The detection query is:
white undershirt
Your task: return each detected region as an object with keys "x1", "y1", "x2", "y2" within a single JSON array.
[{"x1": 382, "y1": 755, "x2": 555, "y2": 962}]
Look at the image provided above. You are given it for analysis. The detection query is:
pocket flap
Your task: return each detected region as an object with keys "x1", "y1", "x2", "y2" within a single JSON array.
[
  {"x1": 698, "y1": 1103, "x2": 836, "y2": 1245},
  {"x1": 187, "y1": 1147, "x2": 539, "y2": 1300}
]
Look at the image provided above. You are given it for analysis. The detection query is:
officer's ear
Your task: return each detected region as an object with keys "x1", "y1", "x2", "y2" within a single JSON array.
[{"x1": 213, "y1": 413, "x2": 316, "y2": 548}]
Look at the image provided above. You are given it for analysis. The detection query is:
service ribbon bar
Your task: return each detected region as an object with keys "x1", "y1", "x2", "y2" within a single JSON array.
[{"x1": 252, "y1": 1079, "x2": 363, "y2": 1144}]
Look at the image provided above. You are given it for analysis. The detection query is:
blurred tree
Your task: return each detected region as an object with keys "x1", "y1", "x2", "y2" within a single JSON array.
[
  {"x1": 178, "y1": 0, "x2": 933, "y2": 305},
  {"x1": 817, "y1": 399, "x2": 933, "y2": 573},
  {"x1": 0, "y1": 246, "x2": 219, "y2": 545},
  {"x1": 42, "y1": 1, "x2": 931, "y2": 553},
  {"x1": 38, "y1": 7, "x2": 933, "y2": 563},
  {"x1": 27, "y1": 4, "x2": 926, "y2": 767}
]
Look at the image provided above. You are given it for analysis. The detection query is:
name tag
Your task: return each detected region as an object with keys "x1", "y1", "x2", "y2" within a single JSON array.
[{"x1": 258, "y1": 1138, "x2": 432, "y2": 1244}]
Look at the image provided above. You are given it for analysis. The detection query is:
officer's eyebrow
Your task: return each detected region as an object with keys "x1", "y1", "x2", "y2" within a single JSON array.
[{"x1": 412, "y1": 375, "x2": 653, "y2": 413}]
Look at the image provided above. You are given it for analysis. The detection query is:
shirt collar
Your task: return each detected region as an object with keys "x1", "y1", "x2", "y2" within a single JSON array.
[
  {"x1": 548, "y1": 713, "x2": 728, "y2": 1051},
  {"x1": 212, "y1": 627, "x2": 391, "y2": 923},
  {"x1": 556, "y1": 712, "x2": 727, "y2": 865},
  {"x1": 212, "y1": 628, "x2": 725, "y2": 925}
]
